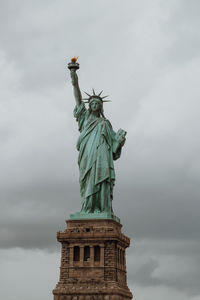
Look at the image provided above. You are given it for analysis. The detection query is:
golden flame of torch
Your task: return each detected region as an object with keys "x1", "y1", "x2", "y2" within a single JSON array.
[{"x1": 71, "y1": 56, "x2": 78, "y2": 63}]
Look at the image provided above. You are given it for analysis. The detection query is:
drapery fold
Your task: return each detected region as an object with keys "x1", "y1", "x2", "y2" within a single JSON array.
[{"x1": 74, "y1": 102, "x2": 122, "y2": 213}]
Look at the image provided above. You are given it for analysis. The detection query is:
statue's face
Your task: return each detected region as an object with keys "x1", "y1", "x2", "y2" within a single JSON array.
[{"x1": 90, "y1": 99, "x2": 101, "y2": 112}]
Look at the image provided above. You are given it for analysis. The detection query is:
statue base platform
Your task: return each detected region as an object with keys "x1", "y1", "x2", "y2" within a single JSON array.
[
  {"x1": 70, "y1": 211, "x2": 120, "y2": 223},
  {"x1": 53, "y1": 218, "x2": 133, "y2": 300}
]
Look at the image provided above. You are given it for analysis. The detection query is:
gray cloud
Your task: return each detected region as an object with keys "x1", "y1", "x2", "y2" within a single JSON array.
[
  {"x1": 127, "y1": 239, "x2": 200, "y2": 297},
  {"x1": 0, "y1": 0, "x2": 200, "y2": 299}
]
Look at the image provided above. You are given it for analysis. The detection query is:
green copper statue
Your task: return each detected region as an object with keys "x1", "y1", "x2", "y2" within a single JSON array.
[{"x1": 68, "y1": 57, "x2": 126, "y2": 222}]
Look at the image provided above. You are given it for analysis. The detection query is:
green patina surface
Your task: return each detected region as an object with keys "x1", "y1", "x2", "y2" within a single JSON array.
[
  {"x1": 68, "y1": 60, "x2": 126, "y2": 223},
  {"x1": 70, "y1": 212, "x2": 120, "y2": 223}
]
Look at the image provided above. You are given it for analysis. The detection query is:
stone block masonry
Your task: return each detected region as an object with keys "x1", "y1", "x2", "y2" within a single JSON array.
[{"x1": 53, "y1": 219, "x2": 132, "y2": 300}]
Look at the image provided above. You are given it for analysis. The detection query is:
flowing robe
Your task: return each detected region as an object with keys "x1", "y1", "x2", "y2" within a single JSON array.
[{"x1": 74, "y1": 102, "x2": 123, "y2": 214}]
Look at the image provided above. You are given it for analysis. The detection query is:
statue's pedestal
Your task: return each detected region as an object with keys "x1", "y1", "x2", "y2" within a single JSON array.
[{"x1": 53, "y1": 219, "x2": 132, "y2": 300}]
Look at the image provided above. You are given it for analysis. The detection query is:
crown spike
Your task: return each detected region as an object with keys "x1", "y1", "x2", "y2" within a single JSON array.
[
  {"x1": 98, "y1": 90, "x2": 103, "y2": 96},
  {"x1": 83, "y1": 90, "x2": 111, "y2": 103},
  {"x1": 84, "y1": 91, "x2": 91, "y2": 97}
]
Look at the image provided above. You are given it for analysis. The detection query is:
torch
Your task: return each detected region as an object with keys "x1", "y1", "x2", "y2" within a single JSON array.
[{"x1": 68, "y1": 56, "x2": 79, "y2": 71}]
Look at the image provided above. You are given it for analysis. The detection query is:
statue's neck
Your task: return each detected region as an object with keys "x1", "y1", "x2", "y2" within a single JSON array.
[{"x1": 90, "y1": 111, "x2": 100, "y2": 118}]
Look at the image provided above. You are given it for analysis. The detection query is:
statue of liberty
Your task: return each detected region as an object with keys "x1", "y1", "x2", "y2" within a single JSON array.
[{"x1": 68, "y1": 57, "x2": 126, "y2": 221}]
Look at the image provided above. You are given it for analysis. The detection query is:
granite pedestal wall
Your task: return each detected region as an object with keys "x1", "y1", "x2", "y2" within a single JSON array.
[{"x1": 53, "y1": 219, "x2": 133, "y2": 300}]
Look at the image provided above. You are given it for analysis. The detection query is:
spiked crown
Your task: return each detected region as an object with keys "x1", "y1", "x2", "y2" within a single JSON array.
[{"x1": 83, "y1": 89, "x2": 110, "y2": 103}]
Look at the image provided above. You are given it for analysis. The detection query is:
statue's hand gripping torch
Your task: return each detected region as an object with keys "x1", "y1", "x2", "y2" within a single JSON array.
[{"x1": 68, "y1": 56, "x2": 79, "y2": 86}]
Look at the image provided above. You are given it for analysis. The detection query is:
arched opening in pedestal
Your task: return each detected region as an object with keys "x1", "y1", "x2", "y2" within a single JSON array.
[
  {"x1": 73, "y1": 246, "x2": 80, "y2": 261},
  {"x1": 84, "y1": 246, "x2": 90, "y2": 261},
  {"x1": 94, "y1": 245, "x2": 100, "y2": 262}
]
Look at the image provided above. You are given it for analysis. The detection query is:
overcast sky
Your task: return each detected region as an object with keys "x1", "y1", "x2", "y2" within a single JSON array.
[{"x1": 0, "y1": 1, "x2": 200, "y2": 299}]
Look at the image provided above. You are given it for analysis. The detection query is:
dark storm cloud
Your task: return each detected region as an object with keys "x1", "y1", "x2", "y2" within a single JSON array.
[
  {"x1": 117, "y1": 181, "x2": 200, "y2": 240},
  {"x1": 0, "y1": 182, "x2": 79, "y2": 249},
  {"x1": 0, "y1": 1, "x2": 200, "y2": 300},
  {"x1": 127, "y1": 239, "x2": 200, "y2": 296}
]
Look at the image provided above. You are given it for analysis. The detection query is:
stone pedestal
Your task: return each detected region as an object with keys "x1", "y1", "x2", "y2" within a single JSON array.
[{"x1": 53, "y1": 219, "x2": 133, "y2": 300}]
